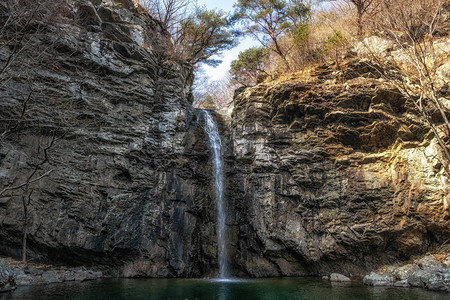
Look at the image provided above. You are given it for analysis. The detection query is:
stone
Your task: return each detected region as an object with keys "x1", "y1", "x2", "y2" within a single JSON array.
[
  {"x1": 24, "y1": 266, "x2": 44, "y2": 276},
  {"x1": 329, "y1": 273, "x2": 351, "y2": 282},
  {"x1": 0, "y1": 261, "x2": 16, "y2": 292},
  {"x1": 393, "y1": 280, "x2": 409, "y2": 287},
  {"x1": 392, "y1": 264, "x2": 419, "y2": 281},
  {"x1": 426, "y1": 270, "x2": 450, "y2": 292},
  {"x1": 74, "y1": 270, "x2": 102, "y2": 281},
  {"x1": 363, "y1": 272, "x2": 393, "y2": 286},
  {"x1": 407, "y1": 269, "x2": 430, "y2": 287},
  {"x1": 63, "y1": 271, "x2": 75, "y2": 281},
  {"x1": 417, "y1": 255, "x2": 438, "y2": 269},
  {"x1": 41, "y1": 270, "x2": 62, "y2": 284},
  {"x1": 443, "y1": 256, "x2": 450, "y2": 268},
  {"x1": 0, "y1": 258, "x2": 103, "y2": 287}
]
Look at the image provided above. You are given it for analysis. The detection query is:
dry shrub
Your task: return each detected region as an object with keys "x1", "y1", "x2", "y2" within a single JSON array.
[
  {"x1": 367, "y1": 0, "x2": 446, "y2": 41},
  {"x1": 266, "y1": 2, "x2": 358, "y2": 75}
]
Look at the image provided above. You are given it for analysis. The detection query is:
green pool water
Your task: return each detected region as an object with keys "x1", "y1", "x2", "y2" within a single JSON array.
[{"x1": 0, "y1": 277, "x2": 448, "y2": 300}]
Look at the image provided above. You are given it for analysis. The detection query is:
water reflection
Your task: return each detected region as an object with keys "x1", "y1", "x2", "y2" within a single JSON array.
[{"x1": 0, "y1": 277, "x2": 448, "y2": 300}]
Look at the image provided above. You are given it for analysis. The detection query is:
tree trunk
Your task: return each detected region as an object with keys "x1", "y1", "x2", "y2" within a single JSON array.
[
  {"x1": 22, "y1": 230, "x2": 27, "y2": 262},
  {"x1": 21, "y1": 188, "x2": 29, "y2": 262},
  {"x1": 357, "y1": 9, "x2": 363, "y2": 38},
  {"x1": 273, "y1": 39, "x2": 291, "y2": 71}
]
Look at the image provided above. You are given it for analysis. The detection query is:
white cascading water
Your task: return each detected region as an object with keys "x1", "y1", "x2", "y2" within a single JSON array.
[{"x1": 202, "y1": 109, "x2": 230, "y2": 279}]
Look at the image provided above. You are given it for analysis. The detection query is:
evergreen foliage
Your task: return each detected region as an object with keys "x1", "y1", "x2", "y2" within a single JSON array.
[
  {"x1": 174, "y1": 8, "x2": 236, "y2": 66},
  {"x1": 233, "y1": 0, "x2": 310, "y2": 70},
  {"x1": 230, "y1": 47, "x2": 269, "y2": 86}
]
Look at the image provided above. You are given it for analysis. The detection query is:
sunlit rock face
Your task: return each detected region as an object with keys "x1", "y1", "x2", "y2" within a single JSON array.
[
  {"x1": 0, "y1": 0, "x2": 217, "y2": 277},
  {"x1": 227, "y1": 60, "x2": 450, "y2": 277}
]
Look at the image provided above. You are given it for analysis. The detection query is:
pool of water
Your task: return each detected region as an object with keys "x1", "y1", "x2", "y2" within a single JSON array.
[{"x1": 1, "y1": 277, "x2": 448, "y2": 300}]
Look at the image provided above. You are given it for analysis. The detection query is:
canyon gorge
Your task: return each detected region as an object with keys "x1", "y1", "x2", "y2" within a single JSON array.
[{"x1": 0, "y1": 0, "x2": 449, "y2": 293}]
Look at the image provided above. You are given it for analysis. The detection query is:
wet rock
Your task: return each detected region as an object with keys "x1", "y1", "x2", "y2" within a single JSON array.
[
  {"x1": 392, "y1": 264, "x2": 419, "y2": 281},
  {"x1": 364, "y1": 254, "x2": 450, "y2": 291},
  {"x1": 24, "y1": 266, "x2": 44, "y2": 276},
  {"x1": 0, "y1": 261, "x2": 16, "y2": 292},
  {"x1": 63, "y1": 271, "x2": 76, "y2": 281},
  {"x1": 42, "y1": 270, "x2": 62, "y2": 284},
  {"x1": 427, "y1": 270, "x2": 450, "y2": 292},
  {"x1": 14, "y1": 272, "x2": 34, "y2": 286},
  {"x1": 0, "y1": 258, "x2": 104, "y2": 287},
  {"x1": 393, "y1": 279, "x2": 409, "y2": 287},
  {"x1": 363, "y1": 272, "x2": 393, "y2": 286},
  {"x1": 0, "y1": 0, "x2": 214, "y2": 277},
  {"x1": 74, "y1": 270, "x2": 92, "y2": 281}
]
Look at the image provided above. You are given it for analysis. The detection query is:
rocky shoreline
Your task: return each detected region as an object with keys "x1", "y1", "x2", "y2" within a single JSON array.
[
  {"x1": 2, "y1": 254, "x2": 449, "y2": 294},
  {"x1": 363, "y1": 254, "x2": 450, "y2": 292},
  {"x1": 0, "y1": 258, "x2": 102, "y2": 293}
]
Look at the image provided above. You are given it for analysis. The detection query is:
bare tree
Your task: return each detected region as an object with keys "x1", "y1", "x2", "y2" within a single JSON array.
[
  {"x1": 0, "y1": 134, "x2": 55, "y2": 262},
  {"x1": 193, "y1": 75, "x2": 235, "y2": 111},
  {"x1": 348, "y1": 0, "x2": 376, "y2": 37},
  {"x1": 0, "y1": 0, "x2": 77, "y2": 261},
  {"x1": 137, "y1": 0, "x2": 189, "y2": 33}
]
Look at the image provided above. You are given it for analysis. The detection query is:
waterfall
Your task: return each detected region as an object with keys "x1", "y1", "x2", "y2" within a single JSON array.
[{"x1": 202, "y1": 109, "x2": 230, "y2": 279}]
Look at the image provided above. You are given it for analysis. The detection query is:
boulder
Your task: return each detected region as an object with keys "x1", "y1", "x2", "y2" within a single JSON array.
[
  {"x1": 0, "y1": 261, "x2": 16, "y2": 292},
  {"x1": 42, "y1": 270, "x2": 62, "y2": 284},
  {"x1": 426, "y1": 270, "x2": 450, "y2": 292},
  {"x1": 363, "y1": 272, "x2": 393, "y2": 286}
]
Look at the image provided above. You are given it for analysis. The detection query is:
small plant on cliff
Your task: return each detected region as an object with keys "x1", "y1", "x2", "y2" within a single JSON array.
[
  {"x1": 320, "y1": 30, "x2": 348, "y2": 68},
  {"x1": 193, "y1": 76, "x2": 235, "y2": 110},
  {"x1": 137, "y1": 0, "x2": 189, "y2": 33}
]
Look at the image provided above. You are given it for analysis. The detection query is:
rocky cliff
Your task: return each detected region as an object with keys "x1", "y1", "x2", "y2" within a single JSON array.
[
  {"x1": 227, "y1": 60, "x2": 450, "y2": 277},
  {"x1": 1, "y1": 0, "x2": 449, "y2": 282},
  {"x1": 0, "y1": 0, "x2": 218, "y2": 277}
]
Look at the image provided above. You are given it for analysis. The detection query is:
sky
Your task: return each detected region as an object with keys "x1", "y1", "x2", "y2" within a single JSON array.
[{"x1": 196, "y1": 0, "x2": 259, "y2": 81}]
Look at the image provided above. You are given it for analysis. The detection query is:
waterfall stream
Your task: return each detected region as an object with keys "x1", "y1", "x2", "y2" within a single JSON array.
[{"x1": 202, "y1": 110, "x2": 230, "y2": 279}]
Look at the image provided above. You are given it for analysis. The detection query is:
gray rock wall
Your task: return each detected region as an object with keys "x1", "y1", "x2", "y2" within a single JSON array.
[{"x1": 0, "y1": 0, "x2": 218, "y2": 277}]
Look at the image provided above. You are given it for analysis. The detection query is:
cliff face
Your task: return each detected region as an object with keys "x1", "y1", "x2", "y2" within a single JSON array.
[
  {"x1": 1, "y1": 0, "x2": 449, "y2": 281},
  {"x1": 0, "y1": 0, "x2": 218, "y2": 277},
  {"x1": 228, "y1": 60, "x2": 450, "y2": 277}
]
